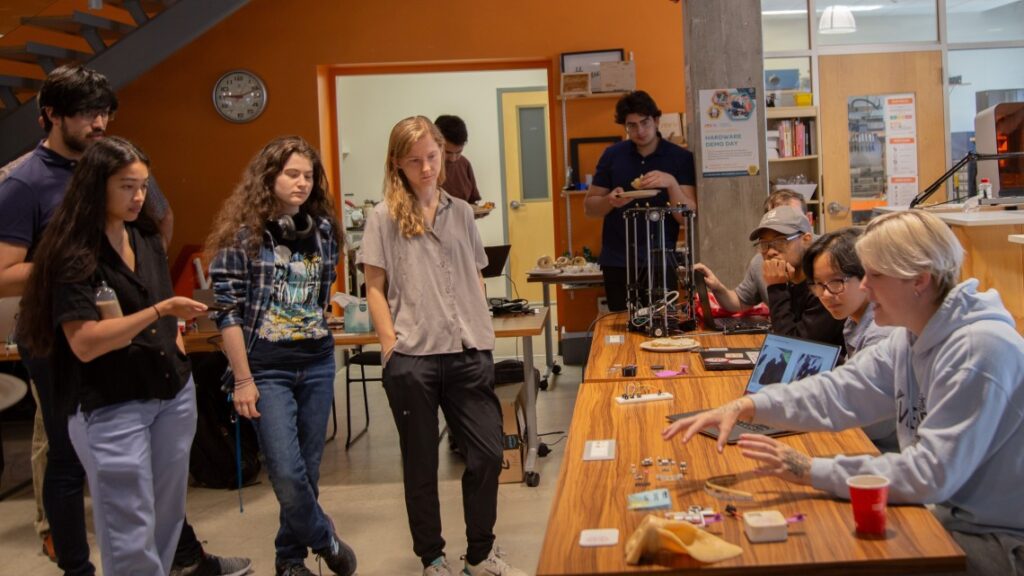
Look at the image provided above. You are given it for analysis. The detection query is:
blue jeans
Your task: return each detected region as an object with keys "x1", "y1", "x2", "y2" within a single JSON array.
[{"x1": 251, "y1": 355, "x2": 336, "y2": 564}]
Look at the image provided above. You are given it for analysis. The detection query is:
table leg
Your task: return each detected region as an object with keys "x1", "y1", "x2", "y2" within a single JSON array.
[
  {"x1": 522, "y1": 335, "x2": 541, "y2": 487},
  {"x1": 540, "y1": 282, "x2": 560, "y2": 388}
]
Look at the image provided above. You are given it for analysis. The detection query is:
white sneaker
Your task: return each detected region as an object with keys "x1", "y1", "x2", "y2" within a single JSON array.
[
  {"x1": 462, "y1": 547, "x2": 527, "y2": 576},
  {"x1": 424, "y1": 555, "x2": 454, "y2": 576}
]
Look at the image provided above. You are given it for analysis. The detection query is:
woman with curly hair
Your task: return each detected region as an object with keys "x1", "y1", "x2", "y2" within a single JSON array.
[
  {"x1": 18, "y1": 136, "x2": 206, "y2": 574},
  {"x1": 358, "y1": 116, "x2": 526, "y2": 576},
  {"x1": 206, "y1": 136, "x2": 355, "y2": 576}
]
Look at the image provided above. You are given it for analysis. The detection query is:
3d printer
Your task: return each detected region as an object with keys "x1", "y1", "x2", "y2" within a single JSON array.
[{"x1": 624, "y1": 204, "x2": 697, "y2": 337}]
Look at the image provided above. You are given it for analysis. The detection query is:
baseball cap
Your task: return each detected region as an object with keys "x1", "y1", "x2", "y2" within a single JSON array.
[{"x1": 749, "y1": 205, "x2": 812, "y2": 241}]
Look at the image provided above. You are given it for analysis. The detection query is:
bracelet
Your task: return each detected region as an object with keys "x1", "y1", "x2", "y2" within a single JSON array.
[{"x1": 152, "y1": 305, "x2": 161, "y2": 320}]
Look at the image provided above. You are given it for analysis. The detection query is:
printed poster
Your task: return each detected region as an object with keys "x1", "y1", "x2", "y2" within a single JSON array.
[
  {"x1": 698, "y1": 88, "x2": 760, "y2": 177},
  {"x1": 884, "y1": 94, "x2": 918, "y2": 207}
]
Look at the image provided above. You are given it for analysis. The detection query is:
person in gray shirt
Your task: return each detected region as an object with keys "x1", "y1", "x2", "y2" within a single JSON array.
[
  {"x1": 695, "y1": 189, "x2": 808, "y2": 311},
  {"x1": 358, "y1": 116, "x2": 526, "y2": 576}
]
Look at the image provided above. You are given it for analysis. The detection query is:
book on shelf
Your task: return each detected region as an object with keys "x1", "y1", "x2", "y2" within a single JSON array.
[{"x1": 771, "y1": 119, "x2": 815, "y2": 159}]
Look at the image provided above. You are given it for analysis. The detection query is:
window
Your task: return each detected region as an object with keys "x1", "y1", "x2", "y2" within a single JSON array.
[
  {"x1": 816, "y1": 0, "x2": 938, "y2": 46},
  {"x1": 763, "y1": 0, "x2": 809, "y2": 51},
  {"x1": 947, "y1": 0, "x2": 1024, "y2": 43}
]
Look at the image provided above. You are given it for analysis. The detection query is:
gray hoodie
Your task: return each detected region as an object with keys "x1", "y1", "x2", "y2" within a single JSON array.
[{"x1": 750, "y1": 279, "x2": 1024, "y2": 536}]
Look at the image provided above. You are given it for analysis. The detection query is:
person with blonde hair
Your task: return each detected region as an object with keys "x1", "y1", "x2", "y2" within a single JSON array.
[
  {"x1": 207, "y1": 136, "x2": 355, "y2": 576},
  {"x1": 358, "y1": 116, "x2": 526, "y2": 576},
  {"x1": 664, "y1": 210, "x2": 1024, "y2": 575}
]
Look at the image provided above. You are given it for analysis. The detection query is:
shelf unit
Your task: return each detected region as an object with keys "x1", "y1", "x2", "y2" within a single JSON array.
[
  {"x1": 766, "y1": 106, "x2": 824, "y2": 232},
  {"x1": 558, "y1": 91, "x2": 628, "y2": 255}
]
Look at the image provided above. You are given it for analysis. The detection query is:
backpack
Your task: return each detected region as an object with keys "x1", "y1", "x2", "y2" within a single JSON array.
[
  {"x1": 188, "y1": 352, "x2": 261, "y2": 489},
  {"x1": 494, "y1": 359, "x2": 540, "y2": 387}
]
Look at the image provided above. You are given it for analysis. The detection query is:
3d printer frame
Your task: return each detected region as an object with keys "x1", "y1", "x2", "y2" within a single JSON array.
[{"x1": 624, "y1": 205, "x2": 697, "y2": 337}]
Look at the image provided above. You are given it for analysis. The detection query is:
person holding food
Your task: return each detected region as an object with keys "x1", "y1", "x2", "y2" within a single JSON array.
[{"x1": 583, "y1": 90, "x2": 696, "y2": 311}]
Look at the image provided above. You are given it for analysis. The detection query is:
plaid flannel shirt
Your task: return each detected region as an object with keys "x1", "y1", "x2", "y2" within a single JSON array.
[{"x1": 209, "y1": 217, "x2": 339, "y2": 353}]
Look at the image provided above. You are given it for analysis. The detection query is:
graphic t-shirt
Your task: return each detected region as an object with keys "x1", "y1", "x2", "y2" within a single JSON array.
[{"x1": 248, "y1": 228, "x2": 332, "y2": 370}]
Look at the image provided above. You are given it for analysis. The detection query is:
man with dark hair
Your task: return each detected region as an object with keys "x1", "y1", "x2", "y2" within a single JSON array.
[
  {"x1": 0, "y1": 64, "x2": 248, "y2": 576},
  {"x1": 583, "y1": 90, "x2": 697, "y2": 311},
  {"x1": 434, "y1": 114, "x2": 482, "y2": 204}
]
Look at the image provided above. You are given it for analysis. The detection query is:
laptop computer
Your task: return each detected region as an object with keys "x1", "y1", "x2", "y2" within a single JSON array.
[
  {"x1": 481, "y1": 244, "x2": 512, "y2": 279},
  {"x1": 667, "y1": 333, "x2": 841, "y2": 443},
  {"x1": 693, "y1": 273, "x2": 770, "y2": 334}
]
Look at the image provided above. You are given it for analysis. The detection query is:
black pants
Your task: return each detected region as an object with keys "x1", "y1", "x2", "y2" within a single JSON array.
[
  {"x1": 20, "y1": 347, "x2": 205, "y2": 573},
  {"x1": 383, "y1": 349, "x2": 503, "y2": 566},
  {"x1": 602, "y1": 266, "x2": 628, "y2": 312}
]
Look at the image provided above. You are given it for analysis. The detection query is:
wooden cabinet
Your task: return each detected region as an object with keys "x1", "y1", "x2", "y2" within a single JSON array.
[{"x1": 767, "y1": 106, "x2": 823, "y2": 232}]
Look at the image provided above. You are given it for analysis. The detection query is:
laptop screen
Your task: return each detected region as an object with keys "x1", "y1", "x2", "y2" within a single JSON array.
[{"x1": 745, "y1": 333, "x2": 841, "y2": 395}]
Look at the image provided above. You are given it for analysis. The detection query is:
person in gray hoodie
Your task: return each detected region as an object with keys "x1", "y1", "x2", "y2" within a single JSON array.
[{"x1": 663, "y1": 210, "x2": 1024, "y2": 576}]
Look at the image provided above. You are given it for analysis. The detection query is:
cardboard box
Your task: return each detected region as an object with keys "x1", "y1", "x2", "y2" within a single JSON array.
[
  {"x1": 561, "y1": 72, "x2": 591, "y2": 97},
  {"x1": 494, "y1": 383, "x2": 525, "y2": 484},
  {"x1": 597, "y1": 60, "x2": 635, "y2": 92}
]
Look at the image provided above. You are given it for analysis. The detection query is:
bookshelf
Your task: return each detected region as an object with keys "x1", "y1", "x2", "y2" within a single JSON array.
[{"x1": 766, "y1": 106, "x2": 823, "y2": 232}]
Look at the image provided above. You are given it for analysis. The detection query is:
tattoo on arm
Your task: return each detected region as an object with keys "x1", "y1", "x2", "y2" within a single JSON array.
[{"x1": 782, "y1": 450, "x2": 810, "y2": 478}]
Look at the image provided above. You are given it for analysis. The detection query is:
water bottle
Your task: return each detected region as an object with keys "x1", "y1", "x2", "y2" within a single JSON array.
[
  {"x1": 95, "y1": 281, "x2": 123, "y2": 319},
  {"x1": 978, "y1": 178, "x2": 993, "y2": 201}
]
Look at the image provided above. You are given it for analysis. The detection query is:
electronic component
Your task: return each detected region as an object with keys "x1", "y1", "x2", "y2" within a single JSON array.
[{"x1": 743, "y1": 510, "x2": 788, "y2": 543}]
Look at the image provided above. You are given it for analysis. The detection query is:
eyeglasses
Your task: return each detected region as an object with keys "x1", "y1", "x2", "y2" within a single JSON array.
[
  {"x1": 624, "y1": 116, "x2": 654, "y2": 133},
  {"x1": 809, "y1": 276, "x2": 853, "y2": 297},
  {"x1": 74, "y1": 108, "x2": 113, "y2": 122},
  {"x1": 752, "y1": 232, "x2": 801, "y2": 253}
]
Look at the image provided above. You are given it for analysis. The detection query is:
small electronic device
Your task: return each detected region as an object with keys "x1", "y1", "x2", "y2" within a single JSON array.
[
  {"x1": 204, "y1": 302, "x2": 232, "y2": 312},
  {"x1": 743, "y1": 510, "x2": 788, "y2": 543},
  {"x1": 622, "y1": 365, "x2": 637, "y2": 377}
]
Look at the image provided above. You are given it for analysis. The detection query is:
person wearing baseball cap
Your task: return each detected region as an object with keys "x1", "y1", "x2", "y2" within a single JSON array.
[{"x1": 749, "y1": 205, "x2": 844, "y2": 348}]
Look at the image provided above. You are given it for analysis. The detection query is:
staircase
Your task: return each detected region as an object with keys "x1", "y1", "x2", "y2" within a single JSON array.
[{"x1": 0, "y1": 0, "x2": 249, "y2": 164}]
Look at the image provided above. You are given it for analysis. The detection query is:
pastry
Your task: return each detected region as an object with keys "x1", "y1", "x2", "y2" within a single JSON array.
[
  {"x1": 631, "y1": 174, "x2": 644, "y2": 189},
  {"x1": 572, "y1": 256, "x2": 587, "y2": 267},
  {"x1": 554, "y1": 256, "x2": 571, "y2": 269},
  {"x1": 536, "y1": 255, "x2": 554, "y2": 270}
]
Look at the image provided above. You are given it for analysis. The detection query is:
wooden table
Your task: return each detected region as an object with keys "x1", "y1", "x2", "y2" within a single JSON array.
[
  {"x1": 585, "y1": 313, "x2": 765, "y2": 383},
  {"x1": 184, "y1": 308, "x2": 552, "y2": 487},
  {"x1": 536, "y1": 376, "x2": 965, "y2": 575},
  {"x1": 527, "y1": 271, "x2": 605, "y2": 385}
]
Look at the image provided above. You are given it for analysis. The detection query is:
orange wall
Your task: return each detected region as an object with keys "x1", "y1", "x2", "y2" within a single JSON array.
[{"x1": 111, "y1": 0, "x2": 687, "y2": 327}]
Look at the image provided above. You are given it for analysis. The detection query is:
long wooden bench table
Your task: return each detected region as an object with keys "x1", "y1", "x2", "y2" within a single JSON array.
[
  {"x1": 536, "y1": 375, "x2": 965, "y2": 575},
  {"x1": 584, "y1": 313, "x2": 765, "y2": 383}
]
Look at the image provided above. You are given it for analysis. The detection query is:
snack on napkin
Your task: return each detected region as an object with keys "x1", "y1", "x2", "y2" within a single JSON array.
[{"x1": 625, "y1": 515, "x2": 743, "y2": 565}]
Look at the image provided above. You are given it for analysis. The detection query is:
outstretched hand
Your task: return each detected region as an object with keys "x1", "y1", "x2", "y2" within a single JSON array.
[
  {"x1": 662, "y1": 397, "x2": 754, "y2": 453},
  {"x1": 737, "y1": 434, "x2": 813, "y2": 485}
]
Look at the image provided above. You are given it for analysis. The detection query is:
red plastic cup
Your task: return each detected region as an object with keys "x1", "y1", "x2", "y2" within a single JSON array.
[{"x1": 847, "y1": 474, "x2": 891, "y2": 535}]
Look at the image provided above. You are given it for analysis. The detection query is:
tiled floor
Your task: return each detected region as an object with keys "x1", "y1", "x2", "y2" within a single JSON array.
[{"x1": 0, "y1": 337, "x2": 579, "y2": 575}]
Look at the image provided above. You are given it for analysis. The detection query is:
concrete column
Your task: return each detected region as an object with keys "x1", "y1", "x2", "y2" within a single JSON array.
[{"x1": 683, "y1": 0, "x2": 767, "y2": 286}]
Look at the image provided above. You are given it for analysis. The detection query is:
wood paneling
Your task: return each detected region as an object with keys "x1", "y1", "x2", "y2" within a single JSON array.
[
  {"x1": 951, "y1": 223, "x2": 1024, "y2": 334},
  {"x1": 819, "y1": 51, "x2": 946, "y2": 229}
]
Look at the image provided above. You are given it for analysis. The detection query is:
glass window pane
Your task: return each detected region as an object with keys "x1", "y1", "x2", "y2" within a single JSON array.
[
  {"x1": 948, "y1": 0, "x2": 1024, "y2": 43},
  {"x1": 763, "y1": 0, "x2": 809, "y2": 51},
  {"x1": 816, "y1": 0, "x2": 937, "y2": 46},
  {"x1": 518, "y1": 106, "x2": 550, "y2": 201},
  {"x1": 947, "y1": 47, "x2": 1024, "y2": 195},
  {"x1": 765, "y1": 57, "x2": 812, "y2": 107}
]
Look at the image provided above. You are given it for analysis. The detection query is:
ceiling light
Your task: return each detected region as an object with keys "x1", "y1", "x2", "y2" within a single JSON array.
[{"x1": 819, "y1": 5, "x2": 857, "y2": 34}]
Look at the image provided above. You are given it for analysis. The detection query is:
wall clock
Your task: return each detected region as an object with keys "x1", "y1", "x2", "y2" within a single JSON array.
[{"x1": 212, "y1": 70, "x2": 267, "y2": 123}]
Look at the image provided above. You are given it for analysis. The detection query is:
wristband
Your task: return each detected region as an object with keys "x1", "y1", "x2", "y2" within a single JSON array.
[{"x1": 153, "y1": 305, "x2": 161, "y2": 320}]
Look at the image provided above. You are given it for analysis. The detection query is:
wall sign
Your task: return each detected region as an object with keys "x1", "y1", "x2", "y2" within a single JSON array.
[{"x1": 698, "y1": 88, "x2": 760, "y2": 177}]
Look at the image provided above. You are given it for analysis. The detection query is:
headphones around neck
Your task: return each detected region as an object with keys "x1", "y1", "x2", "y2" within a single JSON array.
[{"x1": 269, "y1": 212, "x2": 315, "y2": 241}]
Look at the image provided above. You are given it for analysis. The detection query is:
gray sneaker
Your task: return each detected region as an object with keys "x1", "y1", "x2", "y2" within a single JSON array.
[
  {"x1": 462, "y1": 547, "x2": 527, "y2": 576},
  {"x1": 424, "y1": 555, "x2": 454, "y2": 576}
]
